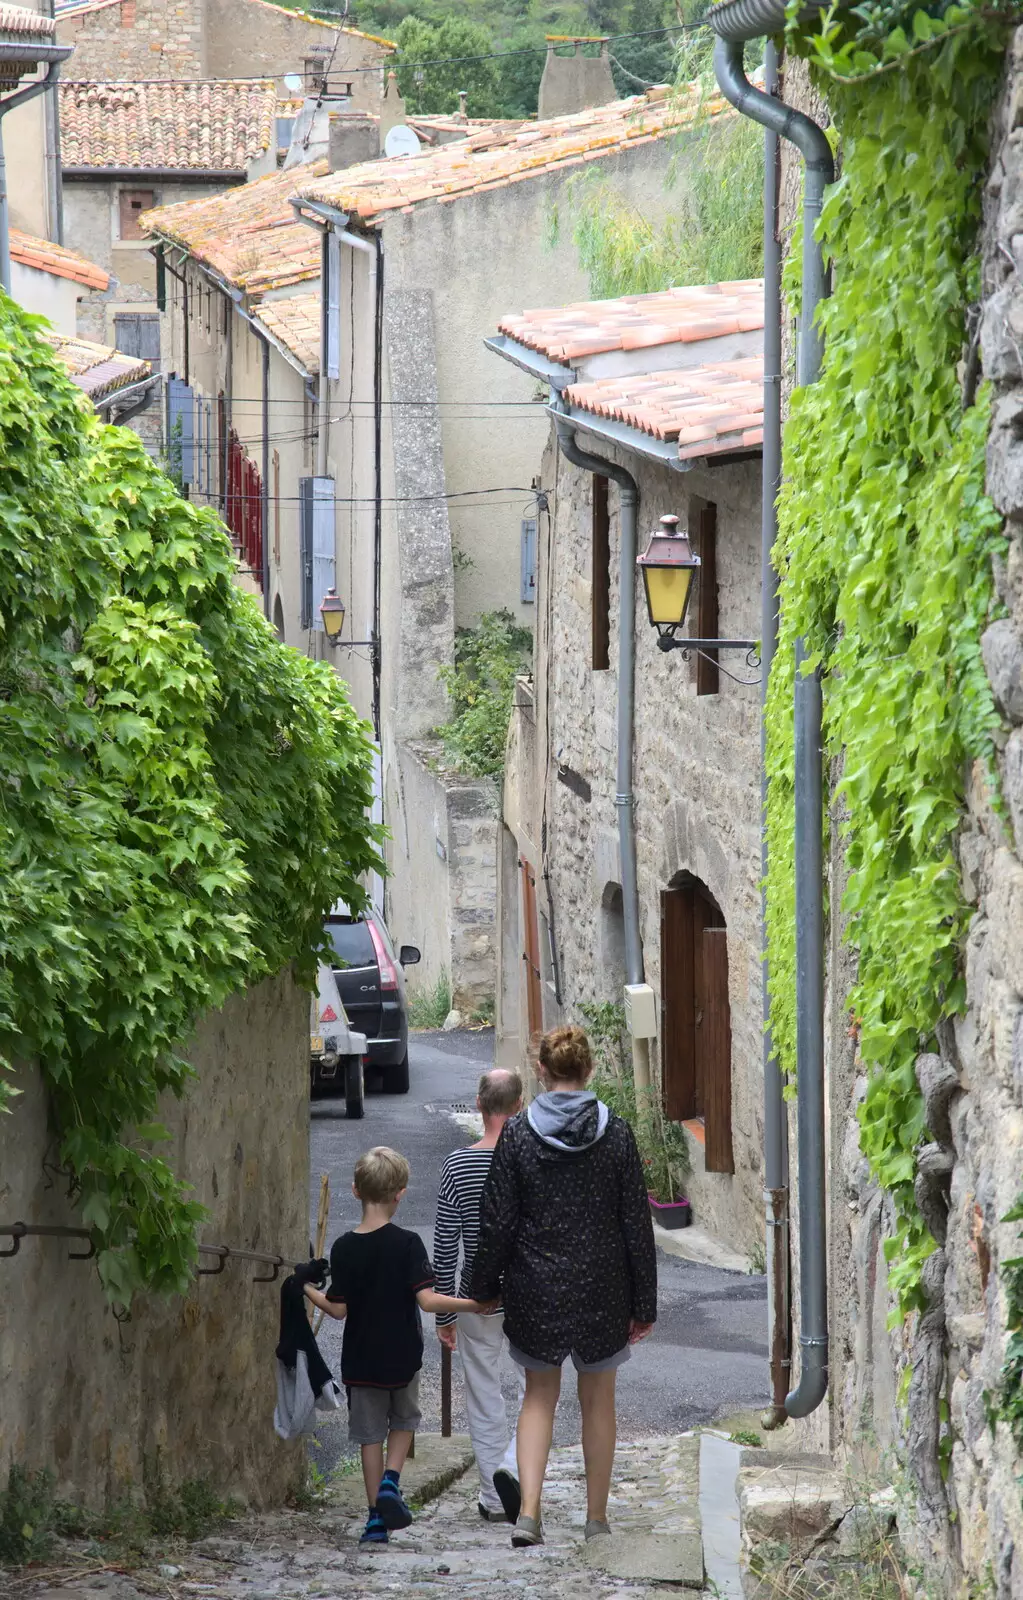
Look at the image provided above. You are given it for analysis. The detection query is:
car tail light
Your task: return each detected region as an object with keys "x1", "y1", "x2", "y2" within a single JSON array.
[{"x1": 367, "y1": 918, "x2": 399, "y2": 992}]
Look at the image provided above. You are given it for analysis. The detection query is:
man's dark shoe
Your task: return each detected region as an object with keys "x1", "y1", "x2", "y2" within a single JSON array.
[
  {"x1": 374, "y1": 1479, "x2": 413, "y2": 1530},
  {"x1": 477, "y1": 1501, "x2": 507, "y2": 1522},
  {"x1": 493, "y1": 1468, "x2": 522, "y2": 1525}
]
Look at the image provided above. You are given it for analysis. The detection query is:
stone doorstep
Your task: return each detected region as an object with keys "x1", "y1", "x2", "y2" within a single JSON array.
[
  {"x1": 739, "y1": 1460, "x2": 851, "y2": 1548},
  {"x1": 326, "y1": 1432, "x2": 475, "y2": 1517}
]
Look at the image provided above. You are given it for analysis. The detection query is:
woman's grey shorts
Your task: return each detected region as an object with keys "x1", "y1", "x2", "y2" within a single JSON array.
[
  {"x1": 345, "y1": 1375, "x2": 422, "y2": 1444},
  {"x1": 507, "y1": 1342, "x2": 631, "y2": 1374}
]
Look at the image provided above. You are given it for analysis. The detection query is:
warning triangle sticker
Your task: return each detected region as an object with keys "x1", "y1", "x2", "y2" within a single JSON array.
[{"x1": 320, "y1": 1005, "x2": 338, "y2": 1023}]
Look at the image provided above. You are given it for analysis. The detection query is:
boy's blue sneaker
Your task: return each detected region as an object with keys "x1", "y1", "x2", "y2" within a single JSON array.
[
  {"x1": 374, "y1": 1473, "x2": 413, "y2": 1531},
  {"x1": 359, "y1": 1510, "x2": 388, "y2": 1545}
]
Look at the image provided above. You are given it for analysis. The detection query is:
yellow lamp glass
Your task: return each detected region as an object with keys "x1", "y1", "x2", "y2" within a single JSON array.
[
  {"x1": 642, "y1": 564, "x2": 694, "y2": 629},
  {"x1": 319, "y1": 587, "x2": 346, "y2": 641}
]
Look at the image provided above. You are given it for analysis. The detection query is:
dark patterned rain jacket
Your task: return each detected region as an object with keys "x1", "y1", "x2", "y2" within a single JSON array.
[{"x1": 470, "y1": 1105, "x2": 657, "y2": 1365}]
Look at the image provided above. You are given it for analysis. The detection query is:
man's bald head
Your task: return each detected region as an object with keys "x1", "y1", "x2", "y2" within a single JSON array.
[{"x1": 477, "y1": 1068, "x2": 523, "y2": 1120}]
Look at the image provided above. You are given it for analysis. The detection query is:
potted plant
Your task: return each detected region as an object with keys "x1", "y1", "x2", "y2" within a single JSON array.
[
  {"x1": 641, "y1": 1117, "x2": 691, "y2": 1229},
  {"x1": 647, "y1": 1189, "x2": 692, "y2": 1229}
]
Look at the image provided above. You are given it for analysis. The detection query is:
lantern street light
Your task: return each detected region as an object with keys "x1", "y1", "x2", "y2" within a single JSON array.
[
  {"x1": 636, "y1": 514, "x2": 759, "y2": 665},
  {"x1": 319, "y1": 587, "x2": 346, "y2": 642}
]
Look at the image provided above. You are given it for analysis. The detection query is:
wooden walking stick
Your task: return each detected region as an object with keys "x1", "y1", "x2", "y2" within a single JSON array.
[{"x1": 309, "y1": 1172, "x2": 330, "y2": 1329}]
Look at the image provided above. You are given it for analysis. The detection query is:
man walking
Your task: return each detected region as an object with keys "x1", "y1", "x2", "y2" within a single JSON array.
[{"x1": 434, "y1": 1068, "x2": 524, "y2": 1524}]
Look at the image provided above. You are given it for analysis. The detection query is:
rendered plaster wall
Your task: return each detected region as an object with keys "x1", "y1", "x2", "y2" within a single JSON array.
[
  {"x1": 11, "y1": 260, "x2": 79, "y2": 335},
  {"x1": 379, "y1": 129, "x2": 708, "y2": 635},
  {"x1": 207, "y1": 7, "x2": 391, "y2": 107},
  {"x1": 499, "y1": 429, "x2": 764, "y2": 1255},
  {"x1": 0, "y1": 971, "x2": 310, "y2": 1507}
]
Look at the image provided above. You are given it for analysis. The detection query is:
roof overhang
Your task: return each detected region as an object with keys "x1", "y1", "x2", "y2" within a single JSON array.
[
  {"x1": 94, "y1": 372, "x2": 161, "y2": 413},
  {"x1": 0, "y1": 39, "x2": 72, "y2": 66},
  {"x1": 484, "y1": 332, "x2": 575, "y2": 392},
  {"x1": 548, "y1": 400, "x2": 762, "y2": 475},
  {"x1": 64, "y1": 166, "x2": 247, "y2": 181}
]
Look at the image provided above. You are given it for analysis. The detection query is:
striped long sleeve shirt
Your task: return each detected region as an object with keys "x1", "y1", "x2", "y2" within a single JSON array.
[{"x1": 433, "y1": 1144, "x2": 499, "y2": 1327}]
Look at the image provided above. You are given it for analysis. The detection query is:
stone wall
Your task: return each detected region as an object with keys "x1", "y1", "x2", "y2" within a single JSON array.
[
  {"x1": 57, "y1": 0, "x2": 391, "y2": 103},
  {"x1": 497, "y1": 426, "x2": 764, "y2": 1256},
  {"x1": 0, "y1": 971, "x2": 311, "y2": 1508}
]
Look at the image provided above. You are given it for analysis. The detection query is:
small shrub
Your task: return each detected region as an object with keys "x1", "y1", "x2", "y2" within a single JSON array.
[
  {"x1": 581, "y1": 1001, "x2": 689, "y2": 1203},
  {"x1": 407, "y1": 974, "x2": 452, "y2": 1030},
  {"x1": 0, "y1": 1465, "x2": 58, "y2": 1566},
  {"x1": 437, "y1": 610, "x2": 532, "y2": 778},
  {"x1": 729, "y1": 1429, "x2": 763, "y2": 1448}
]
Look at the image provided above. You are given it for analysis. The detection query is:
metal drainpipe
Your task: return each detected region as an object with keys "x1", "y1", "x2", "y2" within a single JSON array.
[
  {"x1": 709, "y1": 0, "x2": 835, "y2": 1421},
  {"x1": 552, "y1": 413, "x2": 652, "y2": 1096},
  {"x1": 0, "y1": 53, "x2": 71, "y2": 292}
]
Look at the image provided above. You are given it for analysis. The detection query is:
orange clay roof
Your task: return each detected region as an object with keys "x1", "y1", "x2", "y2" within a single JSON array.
[
  {"x1": 56, "y1": 0, "x2": 394, "y2": 47},
  {"x1": 296, "y1": 84, "x2": 724, "y2": 224},
  {"x1": 499, "y1": 281, "x2": 764, "y2": 362},
  {"x1": 141, "y1": 159, "x2": 326, "y2": 296},
  {"x1": 564, "y1": 357, "x2": 764, "y2": 459},
  {"x1": 0, "y1": 4, "x2": 55, "y2": 37},
  {"x1": 60, "y1": 79, "x2": 278, "y2": 172},
  {"x1": 10, "y1": 228, "x2": 109, "y2": 290},
  {"x1": 253, "y1": 290, "x2": 319, "y2": 374},
  {"x1": 43, "y1": 330, "x2": 151, "y2": 400}
]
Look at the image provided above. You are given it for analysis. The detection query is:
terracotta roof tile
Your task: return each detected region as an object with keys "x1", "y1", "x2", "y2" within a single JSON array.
[
  {"x1": 296, "y1": 84, "x2": 723, "y2": 222},
  {"x1": 499, "y1": 281, "x2": 764, "y2": 363},
  {"x1": 141, "y1": 159, "x2": 325, "y2": 295},
  {"x1": 563, "y1": 356, "x2": 764, "y2": 459},
  {"x1": 0, "y1": 4, "x2": 55, "y2": 37},
  {"x1": 10, "y1": 227, "x2": 109, "y2": 289},
  {"x1": 43, "y1": 329, "x2": 151, "y2": 400},
  {"x1": 60, "y1": 79, "x2": 277, "y2": 173},
  {"x1": 252, "y1": 290, "x2": 319, "y2": 374}
]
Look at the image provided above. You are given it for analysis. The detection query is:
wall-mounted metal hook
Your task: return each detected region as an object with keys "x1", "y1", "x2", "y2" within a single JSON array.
[
  {"x1": 67, "y1": 1236, "x2": 96, "y2": 1260},
  {"x1": 252, "y1": 1255, "x2": 284, "y2": 1283},
  {"x1": 0, "y1": 1222, "x2": 26, "y2": 1258},
  {"x1": 197, "y1": 1244, "x2": 229, "y2": 1275}
]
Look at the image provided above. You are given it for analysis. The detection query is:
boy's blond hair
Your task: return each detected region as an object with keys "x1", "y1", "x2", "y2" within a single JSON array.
[{"x1": 354, "y1": 1145, "x2": 410, "y2": 1205}]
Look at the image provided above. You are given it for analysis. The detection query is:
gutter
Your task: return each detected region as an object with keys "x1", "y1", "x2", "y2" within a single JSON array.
[
  {"x1": 0, "y1": 47, "x2": 73, "y2": 291},
  {"x1": 551, "y1": 405, "x2": 653, "y2": 1099},
  {"x1": 100, "y1": 372, "x2": 161, "y2": 422},
  {"x1": 64, "y1": 167, "x2": 247, "y2": 182},
  {"x1": 708, "y1": 0, "x2": 835, "y2": 1423}
]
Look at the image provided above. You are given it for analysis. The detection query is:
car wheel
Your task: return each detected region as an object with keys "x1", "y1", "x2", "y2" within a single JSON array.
[
  {"x1": 383, "y1": 1052, "x2": 410, "y2": 1094},
  {"x1": 344, "y1": 1056, "x2": 365, "y2": 1120}
]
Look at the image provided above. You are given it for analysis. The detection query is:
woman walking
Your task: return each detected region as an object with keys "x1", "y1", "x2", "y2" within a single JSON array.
[{"x1": 470, "y1": 1024, "x2": 656, "y2": 1548}]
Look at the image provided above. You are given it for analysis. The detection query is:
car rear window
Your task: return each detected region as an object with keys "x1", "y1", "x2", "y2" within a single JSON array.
[{"x1": 324, "y1": 918, "x2": 375, "y2": 968}]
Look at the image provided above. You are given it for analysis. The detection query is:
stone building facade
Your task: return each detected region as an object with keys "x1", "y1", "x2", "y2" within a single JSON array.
[{"x1": 56, "y1": 0, "x2": 394, "y2": 105}]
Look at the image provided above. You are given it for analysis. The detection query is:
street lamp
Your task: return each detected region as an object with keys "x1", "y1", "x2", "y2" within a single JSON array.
[
  {"x1": 636, "y1": 515, "x2": 700, "y2": 644},
  {"x1": 319, "y1": 587, "x2": 346, "y2": 642},
  {"x1": 636, "y1": 513, "x2": 759, "y2": 666}
]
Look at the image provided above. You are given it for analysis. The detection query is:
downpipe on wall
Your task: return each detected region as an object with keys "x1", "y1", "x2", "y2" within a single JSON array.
[
  {"x1": 551, "y1": 411, "x2": 651, "y2": 1095},
  {"x1": 709, "y1": 0, "x2": 834, "y2": 1421}
]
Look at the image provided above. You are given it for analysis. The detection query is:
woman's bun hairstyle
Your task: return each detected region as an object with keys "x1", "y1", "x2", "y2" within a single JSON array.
[{"x1": 538, "y1": 1024, "x2": 593, "y2": 1084}]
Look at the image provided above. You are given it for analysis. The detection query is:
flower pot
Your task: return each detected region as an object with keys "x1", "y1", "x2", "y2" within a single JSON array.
[{"x1": 648, "y1": 1194, "x2": 691, "y2": 1230}]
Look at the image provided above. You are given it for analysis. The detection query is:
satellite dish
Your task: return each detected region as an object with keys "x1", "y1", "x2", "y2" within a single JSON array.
[
  {"x1": 283, "y1": 72, "x2": 304, "y2": 94},
  {"x1": 384, "y1": 123, "x2": 422, "y2": 159}
]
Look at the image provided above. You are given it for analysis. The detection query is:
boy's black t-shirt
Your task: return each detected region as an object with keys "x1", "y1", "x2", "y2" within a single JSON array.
[{"x1": 327, "y1": 1223, "x2": 435, "y2": 1388}]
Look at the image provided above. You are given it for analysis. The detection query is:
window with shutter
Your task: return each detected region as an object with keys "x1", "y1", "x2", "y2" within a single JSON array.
[
  {"x1": 119, "y1": 188, "x2": 155, "y2": 240},
  {"x1": 113, "y1": 312, "x2": 160, "y2": 368},
  {"x1": 660, "y1": 876, "x2": 733, "y2": 1174},
  {"x1": 520, "y1": 517, "x2": 537, "y2": 604},
  {"x1": 592, "y1": 473, "x2": 610, "y2": 670},
  {"x1": 326, "y1": 231, "x2": 341, "y2": 381},
  {"x1": 166, "y1": 376, "x2": 195, "y2": 488},
  {"x1": 299, "y1": 476, "x2": 334, "y2": 631}
]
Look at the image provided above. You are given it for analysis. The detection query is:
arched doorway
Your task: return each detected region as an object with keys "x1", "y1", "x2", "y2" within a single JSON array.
[
  {"x1": 272, "y1": 594, "x2": 286, "y2": 643},
  {"x1": 660, "y1": 874, "x2": 733, "y2": 1174}
]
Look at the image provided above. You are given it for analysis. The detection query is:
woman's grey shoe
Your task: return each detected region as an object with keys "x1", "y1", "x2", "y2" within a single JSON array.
[
  {"x1": 584, "y1": 1519, "x2": 612, "y2": 1541},
  {"x1": 511, "y1": 1514, "x2": 544, "y2": 1547},
  {"x1": 492, "y1": 1468, "x2": 521, "y2": 1525}
]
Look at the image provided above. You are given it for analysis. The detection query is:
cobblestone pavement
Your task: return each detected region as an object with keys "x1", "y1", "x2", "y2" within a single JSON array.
[{"x1": 17, "y1": 1438, "x2": 707, "y2": 1600}]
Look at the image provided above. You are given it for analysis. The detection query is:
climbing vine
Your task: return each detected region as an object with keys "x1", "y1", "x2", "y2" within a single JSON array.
[
  {"x1": 0, "y1": 297, "x2": 382, "y2": 1306},
  {"x1": 765, "y1": 29, "x2": 1006, "y2": 1316}
]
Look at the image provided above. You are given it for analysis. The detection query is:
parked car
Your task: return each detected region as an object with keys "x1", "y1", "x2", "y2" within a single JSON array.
[
  {"x1": 310, "y1": 963, "x2": 368, "y2": 1118},
  {"x1": 322, "y1": 904, "x2": 420, "y2": 1094}
]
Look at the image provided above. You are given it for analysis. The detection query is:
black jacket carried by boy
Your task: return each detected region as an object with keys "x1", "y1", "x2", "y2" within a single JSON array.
[{"x1": 470, "y1": 1092, "x2": 657, "y2": 1366}]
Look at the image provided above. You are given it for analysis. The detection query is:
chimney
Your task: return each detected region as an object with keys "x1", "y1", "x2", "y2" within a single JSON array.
[
  {"x1": 282, "y1": 89, "x2": 354, "y2": 169},
  {"x1": 379, "y1": 69, "x2": 406, "y2": 153},
  {"x1": 537, "y1": 37, "x2": 616, "y2": 121},
  {"x1": 328, "y1": 111, "x2": 379, "y2": 171}
]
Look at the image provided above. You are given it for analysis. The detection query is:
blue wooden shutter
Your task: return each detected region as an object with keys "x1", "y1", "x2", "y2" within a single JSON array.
[
  {"x1": 300, "y1": 476, "x2": 335, "y2": 631},
  {"x1": 326, "y1": 232, "x2": 341, "y2": 381},
  {"x1": 166, "y1": 377, "x2": 194, "y2": 487},
  {"x1": 521, "y1": 516, "x2": 537, "y2": 604}
]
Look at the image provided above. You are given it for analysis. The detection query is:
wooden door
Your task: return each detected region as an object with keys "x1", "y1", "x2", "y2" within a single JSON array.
[
  {"x1": 701, "y1": 927, "x2": 733, "y2": 1173},
  {"x1": 661, "y1": 885, "x2": 696, "y2": 1122},
  {"x1": 519, "y1": 856, "x2": 543, "y2": 1042}
]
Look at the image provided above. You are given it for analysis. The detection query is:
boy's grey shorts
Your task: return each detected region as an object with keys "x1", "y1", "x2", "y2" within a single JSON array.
[{"x1": 345, "y1": 1376, "x2": 422, "y2": 1445}]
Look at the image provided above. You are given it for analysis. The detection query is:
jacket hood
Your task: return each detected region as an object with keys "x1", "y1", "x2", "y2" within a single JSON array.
[{"x1": 526, "y1": 1090, "x2": 609, "y2": 1154}]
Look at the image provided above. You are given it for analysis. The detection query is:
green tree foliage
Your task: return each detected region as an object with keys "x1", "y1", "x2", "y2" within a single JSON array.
[
  {"x1": 610, "y1": 0, "x2": 677, "y2": 94},
  {"x1": 392, "y1": 15, "x2": 499, "y2": 116},
  {"x1": 0, "y1": 295, "x2": 382, "y2": 1305},
  {"x1": 437, "y1": 609, "x2": 532, "y2": 777},
  {"x1": 764, "y1": 30, "x2": 1005, "y2": 1319}
]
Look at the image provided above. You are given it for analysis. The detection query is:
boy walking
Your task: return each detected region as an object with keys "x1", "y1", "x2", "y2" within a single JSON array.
[
  {"x1": 434, "y1": 1069, "x2": 524, "y2": 1523},
  {"x1": 304, "y1": 1145, "x2": 491, "y2": 1546}
]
